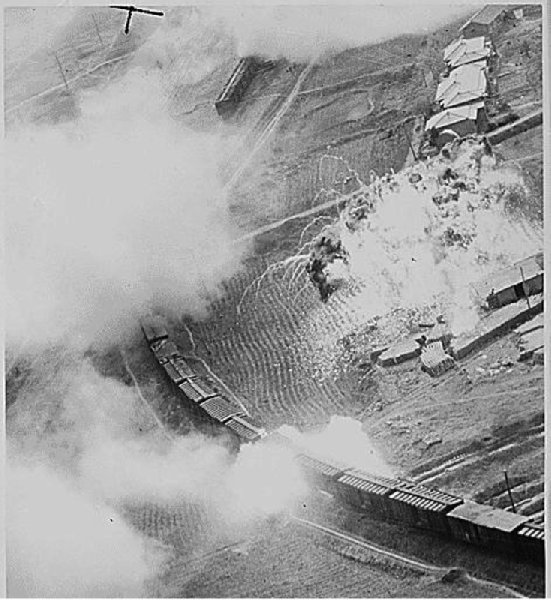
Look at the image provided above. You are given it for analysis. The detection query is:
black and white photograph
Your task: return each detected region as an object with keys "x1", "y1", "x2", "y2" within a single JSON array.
[{"x1": 4, "y1": 1, "x2": 546, "y2": 597}]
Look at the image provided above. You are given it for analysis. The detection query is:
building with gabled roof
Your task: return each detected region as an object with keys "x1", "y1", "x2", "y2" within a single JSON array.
[
  {"x1": 446, "y1": 37, "x2": 492, "y2": 70},
  {"x1": 460, "y1": 4, "x2": 512, "y2": 39},
  {"x1": 436, "y1": 62, "x2": 488, "y2": 109},
  {"x1": 425, "y1": 101, "x2": 488, "y2": 147}
]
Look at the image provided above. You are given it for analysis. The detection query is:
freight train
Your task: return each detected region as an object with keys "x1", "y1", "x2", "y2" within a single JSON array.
[{"x1": 141, "y1": 316, "x2": 544, "y2": 566}]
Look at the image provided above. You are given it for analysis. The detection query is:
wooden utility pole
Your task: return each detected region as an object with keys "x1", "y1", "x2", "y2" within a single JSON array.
[
  {"x1": 503, "y1": 470, "x2": 517, "y2": 513},
  {"x1": 53, "y1": 52, "x2": 70, "y2": 93}
]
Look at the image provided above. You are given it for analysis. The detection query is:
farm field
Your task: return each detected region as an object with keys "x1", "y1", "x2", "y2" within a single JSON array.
[{"x1": 5, "y1": 4, "x2": 545, "y2": 598}]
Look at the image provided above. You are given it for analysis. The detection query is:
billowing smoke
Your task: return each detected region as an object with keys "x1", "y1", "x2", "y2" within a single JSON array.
[
  {"x1": 7, "y1": 462, "x2": 166, "y2": 598},
  {"x1": 280, "y1": 416, "x2": 393, "y2": 477},
  {"x1": 7, "y1": 358, "x2": 306, "y2": 597},
  {"x1": 5, "y1": 57, "x2": 247, "y2": 351},
  {"x1": 208, "y1": 4, "x2": 479, "y2": 62},
  {"x1": 301, "y1": 138, "x2": 542, "y2": 375}
]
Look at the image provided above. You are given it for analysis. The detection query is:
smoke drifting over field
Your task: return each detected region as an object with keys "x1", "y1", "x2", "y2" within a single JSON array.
[
  {"x1": 6, "y1": 65, "x2": 246, "y2": 351},
  {"x1": 210, "y1": 4, "x2": 477, "y2": 62},
  {"x1": 7, "y1": 359, "x2": 307, "y2": 597},
  {"x1": 281, "y1": 416, "x2": 393, "y2": 477}
]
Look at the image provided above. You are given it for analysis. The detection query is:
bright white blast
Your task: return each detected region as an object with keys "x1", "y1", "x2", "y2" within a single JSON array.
[{"x1": 303, "y1": 137, "x2": 542, "y2": 346}]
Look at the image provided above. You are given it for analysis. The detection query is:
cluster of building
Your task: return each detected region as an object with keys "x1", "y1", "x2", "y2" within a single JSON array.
[{"x1": 425, "y1": 4, "x2": 521, "y2": 148}]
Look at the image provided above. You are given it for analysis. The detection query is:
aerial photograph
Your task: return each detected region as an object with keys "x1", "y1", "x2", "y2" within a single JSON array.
[{"x1": 4, "y1": 2, "x2": 545, "y2": 598}]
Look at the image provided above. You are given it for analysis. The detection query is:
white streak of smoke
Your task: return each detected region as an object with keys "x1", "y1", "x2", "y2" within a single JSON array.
[
  {"x1": 279, "y1": 415, "x2": 393, "y2": 477},
  {"x1": 207, "y1": 4, "x2": 479, "y2": 62}
]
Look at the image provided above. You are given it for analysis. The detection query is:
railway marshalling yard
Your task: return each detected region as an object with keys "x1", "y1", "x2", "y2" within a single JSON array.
[{"x1": 5, "y1": 6, "x2": 545, "y2": 598}]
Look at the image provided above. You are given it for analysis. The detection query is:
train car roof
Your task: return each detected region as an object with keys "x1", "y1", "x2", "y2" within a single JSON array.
[
  {"x1": 338, "y1": 469, "x2": 398, "y2": 496},
  {"x1": 516, "y1": 522, "x2": 545, "y2": 541},
  {"x1": 201, "y1": 395, "x2": 244, "y2": 423},
  {"x1": 169, "y1": 356, "x2": 196, "y2": 380},
  {"x1": 296, "y1": 452, "x2": 347, "y2": 478},
  {"x1": 163, "y1": 361, "x2": 184, "y2": 383},
  {"x1": 447, "y1": 501, "x2": 528, "y2": 532},
  {"x1": 152, "y1": 340, "x2": 180, "y2": 360},
  {"x1": 178, "y1": 378, "x2": 216, "y2": 403},
  {"x1": 226, "y1": 415, "x2": 265, "y2": 441},
  {"x1": 394, "y1": 481, "x2": 463, "y2": 508},
  {"x1": 141, "y1": 316, "x2": 169, "y2": 342}
]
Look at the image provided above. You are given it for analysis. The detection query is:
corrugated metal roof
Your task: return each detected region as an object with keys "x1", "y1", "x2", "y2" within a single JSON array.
[
  {"x1": 296, "y1": 453, "x2": 346, "y2": 478},
  {"x1": 337, "y1": 471, "x2": 396, "y2": 496},
  {"x1": 178, "y1": 379, "x2": 216, "y2": 403},
  {"x1": 426, "y1": 101, "x2": 484, "y2": 131},
  {"x1": 517, "y1": 524, "x2": 545, "y2": 541},
  {"x1": 396, "y1": 481, "x2": 463, "y2": 507},
  {"x1": 226, "y1": 415, "x2": 265, "y2": 441},
  {"x1": 201, "y1": 395, "x2": 243, "y2": 423},
  {"x1": 448, "y1": 501, "x2": 528, "y2": 532},
  {"x1": 389, "y1": 490, "x2": 448, "y2": 512}
]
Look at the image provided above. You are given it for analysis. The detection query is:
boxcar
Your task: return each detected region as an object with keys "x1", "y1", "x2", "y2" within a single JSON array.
[
  {"x1": 515, "y1": 521, "x2": 545, "y2": 564},
  {"x1": 446, "y1": 501, "x2": 528, "y2": 555},
  {"x1": 386, "y1": 482, "x2": 463, "y2": 535},
  {"x1": 169, "y1": 356, "x2": 196, "y2": 381},
  {"x1": 295, "y1": 452, "x2": 347, "y2": 496},
  {"x1": 151, "y1": 340, "x2": 180, "y2": 364},
  {"x1": 335, "y1": 469, "x2": 398, "y2": 519},
  {"x1": 201, "y1": 394, "x2": 244, "y2": 424},
  {"x1": 225, "y1": 415, "x2": 266, "y2": 444},
  {"x1": 141, "y1": 316, "x2": 168, "y2": 344},
  {"x1": 178, "y1": 377, "x2": 219, "y2": 404}
]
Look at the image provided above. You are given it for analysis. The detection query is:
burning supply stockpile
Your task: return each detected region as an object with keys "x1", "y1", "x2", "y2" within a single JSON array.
[{"x1": 304, "y1": 135, "x2": 541, "y2": 337}]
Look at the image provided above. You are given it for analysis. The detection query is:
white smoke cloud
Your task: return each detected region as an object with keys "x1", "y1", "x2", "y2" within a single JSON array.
[
  {"x1": 7, "y1": 462, "x2": 166, "y2": 598},
  {"x1": 5, "y1": 63, "x2": 248, "y2": 350},
  {"x1": 280, "y1": 415, "x2": 393, "y2": 477},
  {"x1": 7, "y1": 358, "x2": 307, "y2": 597},
  {"x1": 207, "y1": 4, "x2": 479, "y2": 62}
]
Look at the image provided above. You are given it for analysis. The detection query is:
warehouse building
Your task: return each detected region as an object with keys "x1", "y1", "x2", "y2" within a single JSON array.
[
  {"x1": 444, "y1": 36, "x2": 492, "y2": 70},
  {"x1": 472, "y1": 253, "x2": 544, "y2": 309},
  {"x1": 436, "y1": 62, "x2": 488, "y2": 109},
  {"x1": 460, "y1": 4, "x2": 512, "y2": 40},
  {"x1": 425, "y1": 101, "x2": 489, "y2": 147}
]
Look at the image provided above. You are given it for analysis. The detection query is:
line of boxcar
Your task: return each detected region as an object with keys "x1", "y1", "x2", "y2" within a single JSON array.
[
  {"x1": 262, "y1": 430, "x2": 544, "y2": 565},
  {"x1": 141, "y1": 316, "x2": 266, "y2": 449},
  {"x1": 140, "y1": 316, "x2": 544, "y2": 566}
]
